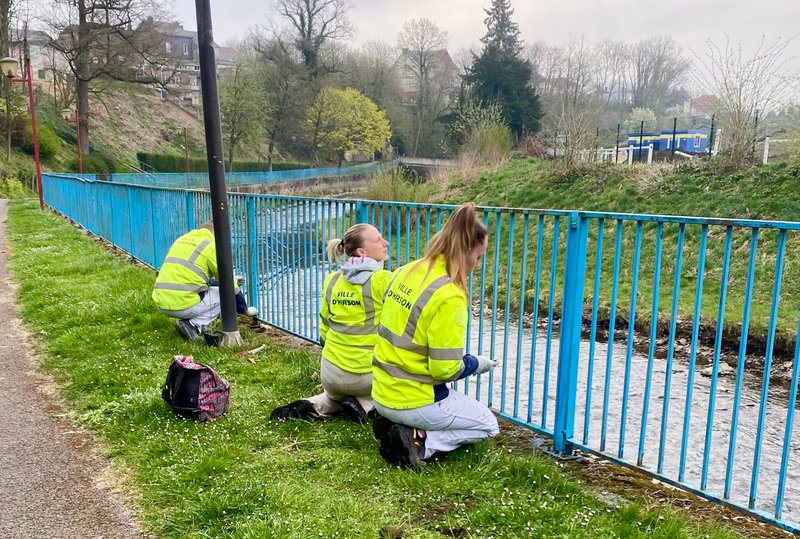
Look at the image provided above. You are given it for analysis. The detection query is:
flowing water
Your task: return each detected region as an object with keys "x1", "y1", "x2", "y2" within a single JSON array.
[{"x1": 241, "y1": 204, "x2": 800, "y2": 525}]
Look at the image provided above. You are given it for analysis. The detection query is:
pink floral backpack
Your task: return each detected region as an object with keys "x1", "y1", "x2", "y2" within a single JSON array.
[{"x1": 161, "y1": 355, "x2": 230, "y2": 421}]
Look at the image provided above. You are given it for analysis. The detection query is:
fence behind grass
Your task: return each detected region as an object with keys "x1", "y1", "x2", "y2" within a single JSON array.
[
  {"x1": 42, "y1": 172, "x2": 800, "y2": 534},
  {"x1": 50, "y1": 160, "x2": 397, "y2": 189}
]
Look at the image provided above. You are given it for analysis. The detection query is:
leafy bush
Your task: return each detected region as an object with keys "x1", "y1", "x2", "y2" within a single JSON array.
[
  {"x1": 0, "y1": 177, "x2": 26, "y2": 199},
  {"x1": 24, "y1": 123, "x2": 61, "y2": 160},
  {"x1": 365, "y1": 167, "x2": 435, "y2": 203},
  {"x1": 71, "y1": 153, "x2": 118, "y2": 174},
  {"x1": 464, "y1": 124, "x2": 513, "y2": 165}
]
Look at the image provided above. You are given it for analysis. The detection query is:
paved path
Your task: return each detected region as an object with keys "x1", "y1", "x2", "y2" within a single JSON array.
[{"x1": 0, "y1": 199, "x2": 142, "y2": 539}]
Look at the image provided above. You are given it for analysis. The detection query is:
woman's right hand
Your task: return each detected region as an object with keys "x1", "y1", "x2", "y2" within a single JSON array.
[{"x1": 473, "y1": 355, "x2": 497, "y2": 375}]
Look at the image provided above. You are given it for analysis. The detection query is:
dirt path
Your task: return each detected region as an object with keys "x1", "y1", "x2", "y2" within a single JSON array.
[{"x1": 0, "y1": 199, "x2": 143, "y2": 539}]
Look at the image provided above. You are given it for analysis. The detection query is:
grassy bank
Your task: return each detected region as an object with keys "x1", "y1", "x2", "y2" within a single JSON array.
[
  {"x1": 433, "y1": 158, "x2": 800, "y2": 360},
  {"x1": 2, "y1": 197, "x2": 747, "y2": 538}
]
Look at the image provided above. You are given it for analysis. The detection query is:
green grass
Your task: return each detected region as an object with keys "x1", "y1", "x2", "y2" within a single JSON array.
[
  {"x1": 432, "y1": 158, "x2": 800, "y2": 355},
  {"x1": 6, "y1": 197, "x2": 742, "y2": 538}
]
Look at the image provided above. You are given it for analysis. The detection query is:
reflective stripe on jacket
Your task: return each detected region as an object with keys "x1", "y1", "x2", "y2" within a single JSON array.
[
  {"x1": 152, "y1": 227, "x2": 217, "y2": 311},
  {"x1": 319, "y1": 268, "x2": 392, "y2": 373},
  {"x1": 371, "y1": 255, "x2": 469, "y2": 409}
]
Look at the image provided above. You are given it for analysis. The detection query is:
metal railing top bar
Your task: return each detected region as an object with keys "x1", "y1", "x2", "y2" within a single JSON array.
[{"x1": 41, "y1": 174, "x2": 800, "y2": 230}]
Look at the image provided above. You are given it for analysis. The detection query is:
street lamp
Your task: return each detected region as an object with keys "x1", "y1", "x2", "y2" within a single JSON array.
[
  {"x1": 60, "y1": 107, "x2": 82, "y2": 174},
  {"x1": 1, "y1": 52, "x2": 44, "y2": 210}
]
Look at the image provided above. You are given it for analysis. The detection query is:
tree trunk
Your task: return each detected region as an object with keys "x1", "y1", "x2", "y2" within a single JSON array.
[
  {"x1": 0, "y1": 0, "x2": 11, "y2": 60},
  {"x1": 267, "y1": 138, "x2": 275, "y2": 171},
  {"x1": 76, "y1": 0, "x2": 90, "y2": 154}
]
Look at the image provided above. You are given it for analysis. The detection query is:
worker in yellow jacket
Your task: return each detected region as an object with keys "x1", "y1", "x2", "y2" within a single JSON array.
[
  {"x1": 152, "y1": 220, "x2": 252, "y2": 341},
  {"x1": 371, "y1": 203, "x2": 499, "y2": 470},
  {"x1": 271, "y1": 223, "x2": 391, "y2": 423}
]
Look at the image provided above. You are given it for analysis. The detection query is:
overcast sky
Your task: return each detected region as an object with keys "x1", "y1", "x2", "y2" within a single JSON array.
[{"x1": 170, "y1": 0, "x2": 799, "y2": 60}]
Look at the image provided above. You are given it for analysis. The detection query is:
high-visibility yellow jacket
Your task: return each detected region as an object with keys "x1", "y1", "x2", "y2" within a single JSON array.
[
  {"x1": 372, "y1": 255, "x2": 472, "y2": 409},
  {"x1": 152, "y1": 227, "x2": 217, "y2": 311},
  {"x1": 319, "y1": 260, "x2": 392, "y2": 374}
]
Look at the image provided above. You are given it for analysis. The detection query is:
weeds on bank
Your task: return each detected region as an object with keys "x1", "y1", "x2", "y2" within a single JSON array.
[{"x1": 6, "y1": 198, "x2": 739, "y2": 538}]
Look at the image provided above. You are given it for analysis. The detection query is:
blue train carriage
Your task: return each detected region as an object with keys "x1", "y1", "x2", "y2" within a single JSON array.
[{"x1": 627, "y1": 129, "x2": 709, "y2": 156}]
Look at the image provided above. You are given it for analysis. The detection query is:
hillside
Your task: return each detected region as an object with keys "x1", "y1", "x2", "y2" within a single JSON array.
[
  {"x1": 447, "y1": 157, "x2": 800, "y2": 222},
  {"x1": 83, "y1": 87, "x2": 206, "y2": 163}
]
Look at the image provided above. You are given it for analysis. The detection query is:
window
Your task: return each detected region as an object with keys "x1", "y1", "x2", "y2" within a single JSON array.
[
  {"x1": 694, "y1": 135, "x2": 701, "y2": 148},
  {"x1": 37, "y1": 69, "x2": 46, "y2": 80},
  {"x1": 183, "y1": 43, "x2": 189, "y2": 56},
  {"x1": 165, "y1": 42, "x2": 172, "y2": 54}
]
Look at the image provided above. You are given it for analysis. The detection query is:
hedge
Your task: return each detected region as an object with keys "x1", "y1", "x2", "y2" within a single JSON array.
[{"x1": 136, "y1": 152, "x2": 308, "y2": 173}]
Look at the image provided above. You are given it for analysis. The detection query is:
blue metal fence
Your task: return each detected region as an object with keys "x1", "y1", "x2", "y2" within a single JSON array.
[
  {"x1": 42, "y1": 173, "x2": 800, "y2": 533},
  {"x1": 53, "y1": 160, "x2": 398, "y2": 189}
]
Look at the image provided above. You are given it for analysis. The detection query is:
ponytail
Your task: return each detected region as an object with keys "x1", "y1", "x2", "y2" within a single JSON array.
[
  {"x1": 422, "y1": 203, "x2": 487, "y2": 294},
  {"x1": 325, "y1": 223, "x2": 374, "y2": 263},
  {"x1": 325, "y1": 238, "x2": 346, "y2": 263}
]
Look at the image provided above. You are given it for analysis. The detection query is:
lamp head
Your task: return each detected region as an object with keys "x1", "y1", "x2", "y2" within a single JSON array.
[
  {"x1": 61, "y1": 108, "x2": 73, "y2": 122},
  {"x1": 0, "y1": 57, "x2": 18, "y2": 78}
]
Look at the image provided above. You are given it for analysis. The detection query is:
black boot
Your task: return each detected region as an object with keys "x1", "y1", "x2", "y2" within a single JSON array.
[
  {"x1": 270, "y1": 399, "x2": 319, "y2": 421},
  {"x1": 338, "y1": 396, "x2": 368, "y2": 424},
  {"x1": 383, "y1": 424, "x2": 426, "y2": 471}
]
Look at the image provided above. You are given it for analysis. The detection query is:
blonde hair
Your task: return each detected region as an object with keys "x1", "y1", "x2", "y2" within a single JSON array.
[
  {"x1": 325, "y1": 223, "x2": 373, "y2": 263},
  {"x1": 421, "y1": 203, "x2": 487, "y2": 294}
]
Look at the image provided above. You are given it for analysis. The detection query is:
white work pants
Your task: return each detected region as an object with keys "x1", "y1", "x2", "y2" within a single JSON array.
[
  {"x1": 306, "y1": 357, "x2": 374, "y2": 415},
  {"x1": 374, "y1": 390, "x2": 499, "y2": 459},
  {"x1": 157, "y1": 287, "x2": 221, "y2": 330}
]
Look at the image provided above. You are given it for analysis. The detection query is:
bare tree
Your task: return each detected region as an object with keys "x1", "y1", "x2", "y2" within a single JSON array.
[
  {"x1": 593, "y1": 39, "x2": 629, "y2": 122},
  {"x1": 397, "y1": 18, "x2": 457, "y2": 156},
  {"x1": 274, "y1": 0, "x2": 353, "y2": 79},
  {"x1": 219, "y1": 58, "x2": 264, "y2": 171},
  {"x1": 628, "y1": 36, "x2": 689, "y2": 116},
  {"x1": 693, "y1": 35, "x2": 798, "y2": 169},
  {"x1": 44, "y1": 0, "x2": 172, "y2": 152},
  {"x1": 525, "y1": 40, "x2": 563, "y2": 97},
  {"x1": 251, "y1": 30, "x2": 309, "y2": 170},
  {"x1": 0, "y1": 0, "x2": 13, "y2": 57}
]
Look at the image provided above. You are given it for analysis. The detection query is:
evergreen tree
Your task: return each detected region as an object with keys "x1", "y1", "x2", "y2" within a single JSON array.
[
  {"x1": 480, "y1": 0, "x2": 522, "y2": 54},
  {"x1": 466, "y1": 0, "x2": 540, "y2": 137},
  {"x1": 464, "y1": 45, "x2": 541, "y2": 137}
]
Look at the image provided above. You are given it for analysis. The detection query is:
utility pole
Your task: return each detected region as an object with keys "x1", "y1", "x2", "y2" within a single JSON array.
[{"x1": 195, "y1": 0, "x2": 242, "y2": 346}]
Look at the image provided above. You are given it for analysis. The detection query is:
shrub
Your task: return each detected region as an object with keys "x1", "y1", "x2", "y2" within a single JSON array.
[
  {"x1": 24, "y1": 123, "x2": 61, "y2": 160},
  {"x1": 71, "y1": 153, "x2": 118, "y2": 174},
  {"x1": 0, "y1": 177, "x2": 27, "y2": 199},
  {"x1": 464, "y1": 124, "x2": 513, "y2": 165}
]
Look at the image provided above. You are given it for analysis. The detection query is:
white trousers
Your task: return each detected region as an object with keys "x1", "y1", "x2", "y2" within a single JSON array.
[
  {"x1": 374, "y1": 390, "x2": 499, "y2": 459},
  {"x1": 157, "y1": 287, "x2": 221, "y2": 330},
  {"x1": 306, "y1": 357, "x2": 374, "y2": 415}
]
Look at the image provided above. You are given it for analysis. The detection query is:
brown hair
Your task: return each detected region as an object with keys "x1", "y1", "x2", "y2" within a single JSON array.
[
  {"x1": 421, "y1": 203, "x2": 487, "y2": 294},
  {"x1": 325, "y1": 223, "x2": 373, "y2": 262}
]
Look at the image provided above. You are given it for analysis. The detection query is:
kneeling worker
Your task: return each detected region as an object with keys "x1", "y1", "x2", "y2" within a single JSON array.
[
  {"x1": 372, "y1": 203, "x2": 499, "y2": 470},
  {"x1": 271, "y1": 223, "x2": 391, "y2": 423},
  {"x1": 152, "y1": 220, "x2": 254, "y2": 341}
]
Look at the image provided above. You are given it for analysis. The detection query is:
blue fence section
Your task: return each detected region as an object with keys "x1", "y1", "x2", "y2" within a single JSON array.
[
  {"x1": 41, "y1": 173, "x2": 800, "y2": 534},
  {"x1": 53, "y1": 160, "x2": 398, "y2": 189}
]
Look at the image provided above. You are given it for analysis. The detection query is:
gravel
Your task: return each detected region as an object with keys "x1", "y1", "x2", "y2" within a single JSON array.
[{"x1": 0, "y1": 200, "x2": 144, "y2": 539}]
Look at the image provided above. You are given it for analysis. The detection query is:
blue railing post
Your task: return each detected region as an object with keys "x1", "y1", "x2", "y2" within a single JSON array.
[
  {"x1": 246, "y1": 195, "x2": 258, "y2": 311},
  {"x1": 186, "y1": 190, "x2": 195, "y2": 231},
  {"x1": 553, "y1": 211, "x2": 589, "y2": 454},
  {"x1": 356, "y1": 201, "x2": 369, "y2": 223}
]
